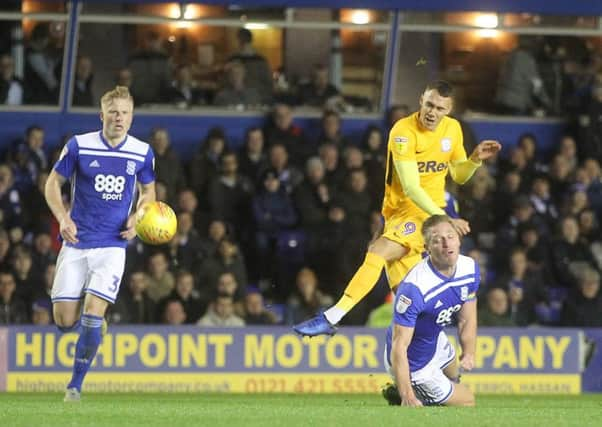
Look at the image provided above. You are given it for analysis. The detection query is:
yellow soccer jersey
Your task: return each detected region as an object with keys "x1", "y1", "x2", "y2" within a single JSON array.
[{"x1": 382, "y1": 112, "x2": 466, "y2": 219}]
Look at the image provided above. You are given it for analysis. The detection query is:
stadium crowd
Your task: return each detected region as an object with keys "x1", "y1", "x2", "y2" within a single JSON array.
[
  {"x1": 2, "y1": 25, "x2": 602, "y2": 329},
  {"x1": 1, "y1": 100, "x2": 602, "y2": 329}
]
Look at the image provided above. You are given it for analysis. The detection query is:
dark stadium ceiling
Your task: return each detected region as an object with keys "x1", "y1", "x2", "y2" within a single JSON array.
[{"x1": 79, "y1": 0, "x2": 602, "y2": 16}]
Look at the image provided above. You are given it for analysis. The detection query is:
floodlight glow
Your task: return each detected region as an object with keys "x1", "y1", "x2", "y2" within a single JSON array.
[
  {"x1": 475, "y1": 14, "x2": 498, "y2": 29},
  {"x1": 350, "y1": 10, "x2": 370, "y2": 25}
]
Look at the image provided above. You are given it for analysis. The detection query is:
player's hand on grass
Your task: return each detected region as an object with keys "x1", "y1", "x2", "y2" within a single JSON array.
[
  {"x1": 401, "y1": 392, "x2": 423, "y2": 407},
  {"x1": 470, "y1": 140, "x2": 502, "y2": 162},
  {"x1": 450, "y1": 218, "x2": 470, "y2": 236},
  {"x1": 460, "y1": 353, "x2": 475, "y2": 371},
  {"x1": 120, "y1": 213, "x2": 137, "y2": 240},
  {"x1": 59, "y1": 216, "x2": 79, "y2": 244}
]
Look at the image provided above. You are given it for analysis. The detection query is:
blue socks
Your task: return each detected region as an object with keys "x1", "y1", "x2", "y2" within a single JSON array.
[{"x1": 67, "y1": 314, "x2": 103, "y2": 392}]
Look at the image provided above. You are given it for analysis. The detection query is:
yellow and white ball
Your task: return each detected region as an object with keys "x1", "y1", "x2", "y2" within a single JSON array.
[{"x1": 135, "y1": 201, "x2": 177, "y2": 245}]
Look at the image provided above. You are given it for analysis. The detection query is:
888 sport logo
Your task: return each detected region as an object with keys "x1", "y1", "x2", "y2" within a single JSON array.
[{"x1": 94, "y1": 174, "x2": 126, "y2": 200}]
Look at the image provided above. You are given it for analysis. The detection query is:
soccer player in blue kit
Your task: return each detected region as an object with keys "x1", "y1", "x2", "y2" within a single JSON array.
[
  {"x1": 383, "y1": 214, "x2": 478, "y2": 407},
  {"x1": 44, "y1": 86, "x2": 156, "y2": 401}
]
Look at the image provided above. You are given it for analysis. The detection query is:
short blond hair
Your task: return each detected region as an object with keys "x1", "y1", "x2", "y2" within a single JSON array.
[
  {"x1": 422, "y1": 214, "x2": 458, "y2": 246},
  {"x1": 100, "y1": 85, "x2": 133, "y2": 108}
]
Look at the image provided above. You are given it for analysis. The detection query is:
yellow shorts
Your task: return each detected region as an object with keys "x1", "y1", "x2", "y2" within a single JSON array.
[{"x1": 381, "y1": 211, "x2": 429, "y2": 289}]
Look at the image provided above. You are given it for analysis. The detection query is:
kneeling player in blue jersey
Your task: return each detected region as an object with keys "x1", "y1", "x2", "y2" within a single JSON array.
[
  {"x1": 383, "y1": 215, "x2": 478, "y2": 407},
  {"x1": 45, "y1": 86, "x2": 156, "y2": 401}
]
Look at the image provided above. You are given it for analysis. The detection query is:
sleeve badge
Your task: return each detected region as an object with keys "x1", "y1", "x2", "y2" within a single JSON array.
[{"x1": 396, "y1": 294, "x2": 412, "y2": 314}]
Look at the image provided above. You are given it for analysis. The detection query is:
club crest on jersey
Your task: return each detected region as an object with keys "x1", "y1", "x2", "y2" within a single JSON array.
[
  {"x1": 441, "y1": 138, "x2": 452, "y2": 152},
  {"x1": 126, "y1": 160, "x2": 136, "y2": 175},
  {"x1": 403, "y1": 222, "x2": 416, "y2": 235},
  {"x1": 460, "y1": 286, "x2": 468, "y2": 301},
  {"x1": 396, "y1": 295, "x2": 412, "y2": 314}
]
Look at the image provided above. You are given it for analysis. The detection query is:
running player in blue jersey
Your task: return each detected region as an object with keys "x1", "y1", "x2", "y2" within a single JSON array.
[
  {"x1": 383, "y1": 214, "x2": 478, "y2": 407},
  {"x1": 45, "y1": 86, "x2": 156, "y2": 401}
]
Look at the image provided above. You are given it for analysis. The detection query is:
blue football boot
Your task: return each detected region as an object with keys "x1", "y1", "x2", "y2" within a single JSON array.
[{"x1": 293, "y1": 313, "x2": 338, "y2": 337}]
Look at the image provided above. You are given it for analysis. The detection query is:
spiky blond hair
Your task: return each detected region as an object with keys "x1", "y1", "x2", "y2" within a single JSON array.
[{"x1": 100, "y1": 85, "x2": 133, "y2": 109}]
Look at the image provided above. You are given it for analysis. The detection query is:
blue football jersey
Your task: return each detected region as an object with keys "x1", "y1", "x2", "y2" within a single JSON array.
[
  {"x1": 53, "y1": 131, "x2": 155, "y2": 249},
  {"x1": 385, "y1": 255, "x2": 480, "y2": 372}
]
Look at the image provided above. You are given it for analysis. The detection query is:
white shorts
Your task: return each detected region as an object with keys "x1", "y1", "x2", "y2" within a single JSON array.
[
  {"x1": 384, "y1": 330, "x2": 456, "y2": 405},
  {"x1": 51, "y1": 246, "x2": 126, "y2": 304}
]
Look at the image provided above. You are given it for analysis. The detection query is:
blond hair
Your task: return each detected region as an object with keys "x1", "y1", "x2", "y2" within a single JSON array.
[
  {"x1": 422, "y1": 214, "x2": 458, "y2": 245},
  {"x1": 100, "y1": 85, "x2": 133, "y2": 109}
]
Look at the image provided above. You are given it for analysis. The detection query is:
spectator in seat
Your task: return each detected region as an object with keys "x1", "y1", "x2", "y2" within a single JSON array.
[
  {"x1": 207, "y1": 151, "x2": 254, "y2": 237},
  {"x1": 0, "y1": 54, "x2": 23, "y2": 105},
  {"x1": 264, "y1": 103, "x2": 311, "y2": 168},
  {"x1": 560, "y1": 265, "x2": 602, "y2": 327},
  {"x1": 494, "y1": 35, "x2": 551, "y2": 115},
  {"x1": 228, "y1": 28, "x2": 273, "y2": 105},
  {"x1": 297, "y1": 64, "x2": 341, "y2": 108},
  {"x1": 294, "y1": 157, "x2": 330, "y2": 231},
  {"x1": 0, "y1": 165, "x2": 24, "y2": 231},
  {"x1": 478, "y1": 287, "x2": 516, "y2": 327},
  {"x1": 167, "y1": 211, "x2": 204, "y2": 276},
  {"x1": 244, "y1": 289, "x2": 277, "y2": 325},
  {"x1": 386, "y1": 104, "x2": 409, "y2": 129},
  {"x1": 149, "y1": 128, "x2": 186, "y2": 207},
  {"x1": 109, "y1": 271, "x2": 155, "y2": 324},
  {"x1": 316, "y1": 110, "x2": 351, "y2": 148},
  {"x1": 158, "y1": 270, "x2": 205, "y2": 324},
  {"x1": 493, "y1": 247, "x2": 548, "y2": 326},
  {"x1": 145, "y1": 251, "x2": 175, "y2": 303},
  {"x1": 214, "y1": 60, "x2": 262, "y2": 108},
  {"x1": 11, "y1": 245, "x2": 40, "y2": 312},
  {"x1": 163, "y1": 64, "x2": 206, "y2": 107},
  {"x1": 188, "y1": 127, "x2": 227, "y2": 199},
  {"x1": 198, "y1": 238, "x2": 248, "y2": 295},
  {"x1": 238, "y1": 127, "x2": 269, "y2": 184},
  {"x1": 336, "y1": 168, "x2": 372, "y2": 235},
  {"x1": 267, "y1": 143, "x2": 303, "y2": 195},
  {"x1": 550, "y1": 216, "x2": 599, "y2": 287},
  {"x1": 0, "y1": 271, "x2": 27, "y2": 324},
  {"x1": 9, "y1": 125, "x2": 48, "y2": 194},
  {"x1": 24, "y1": 24, "x2": 60, "y2": 104},
  {"x1": 286, "y1": 267, "x2": 333, "y2": 324},
  {"x1": 197, "y1": 293, "x2": 245, "y2": 327},
  {"x1": 72, "y1": 56, "x2": 94, "y2": 106},
  {"x1": 252, "y1": 168, "x2": 297, "y2": 282},
  {"x1": 319, "y1": 143, "x2": 346, "y2": 192},
  {"x1": 162, "y1": 299, "x2": 187, "y2": 325}
]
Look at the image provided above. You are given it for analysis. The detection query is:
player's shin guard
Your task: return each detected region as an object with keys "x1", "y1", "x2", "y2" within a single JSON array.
[
  {"x1": 325, "y1": 252, "x2": 386, "y2": 324},
  {"x1": 67, "y1": 314, "x2": 103, "y2": 392}
]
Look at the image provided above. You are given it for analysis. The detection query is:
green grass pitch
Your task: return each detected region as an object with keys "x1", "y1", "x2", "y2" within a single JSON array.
[{"x1": 0, "y1": 393, "x2": 601, "y2": 427}]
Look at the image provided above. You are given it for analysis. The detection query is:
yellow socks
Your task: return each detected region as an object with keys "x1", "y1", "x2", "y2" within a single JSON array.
[{"x1": 324, "y1": 252, "x2": 386, "y2": 324}]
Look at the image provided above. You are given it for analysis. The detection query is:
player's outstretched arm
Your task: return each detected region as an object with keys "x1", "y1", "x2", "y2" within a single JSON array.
[
  {"x1": 45, "y1": 169, "x2": 78, "y2": 244},
  {"x1": 391, "y1": 324, "x2": 423, "y2": 407},
  {"x1": 457, "y1": 300, "x2": 477, "y2": 371},
  {"x1": 449, "y1": 140, "x2": 501, "y2": 185}
]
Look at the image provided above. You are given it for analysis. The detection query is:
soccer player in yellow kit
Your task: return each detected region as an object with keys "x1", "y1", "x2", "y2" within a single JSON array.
[{"x1": 294, "y1": 80, "x2": 501, "y2": 336}]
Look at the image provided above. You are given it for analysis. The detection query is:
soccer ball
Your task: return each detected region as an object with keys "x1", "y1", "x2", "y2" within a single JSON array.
[{"x1": 135, "y1": 201, "x2": 177, "y2": 245}]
